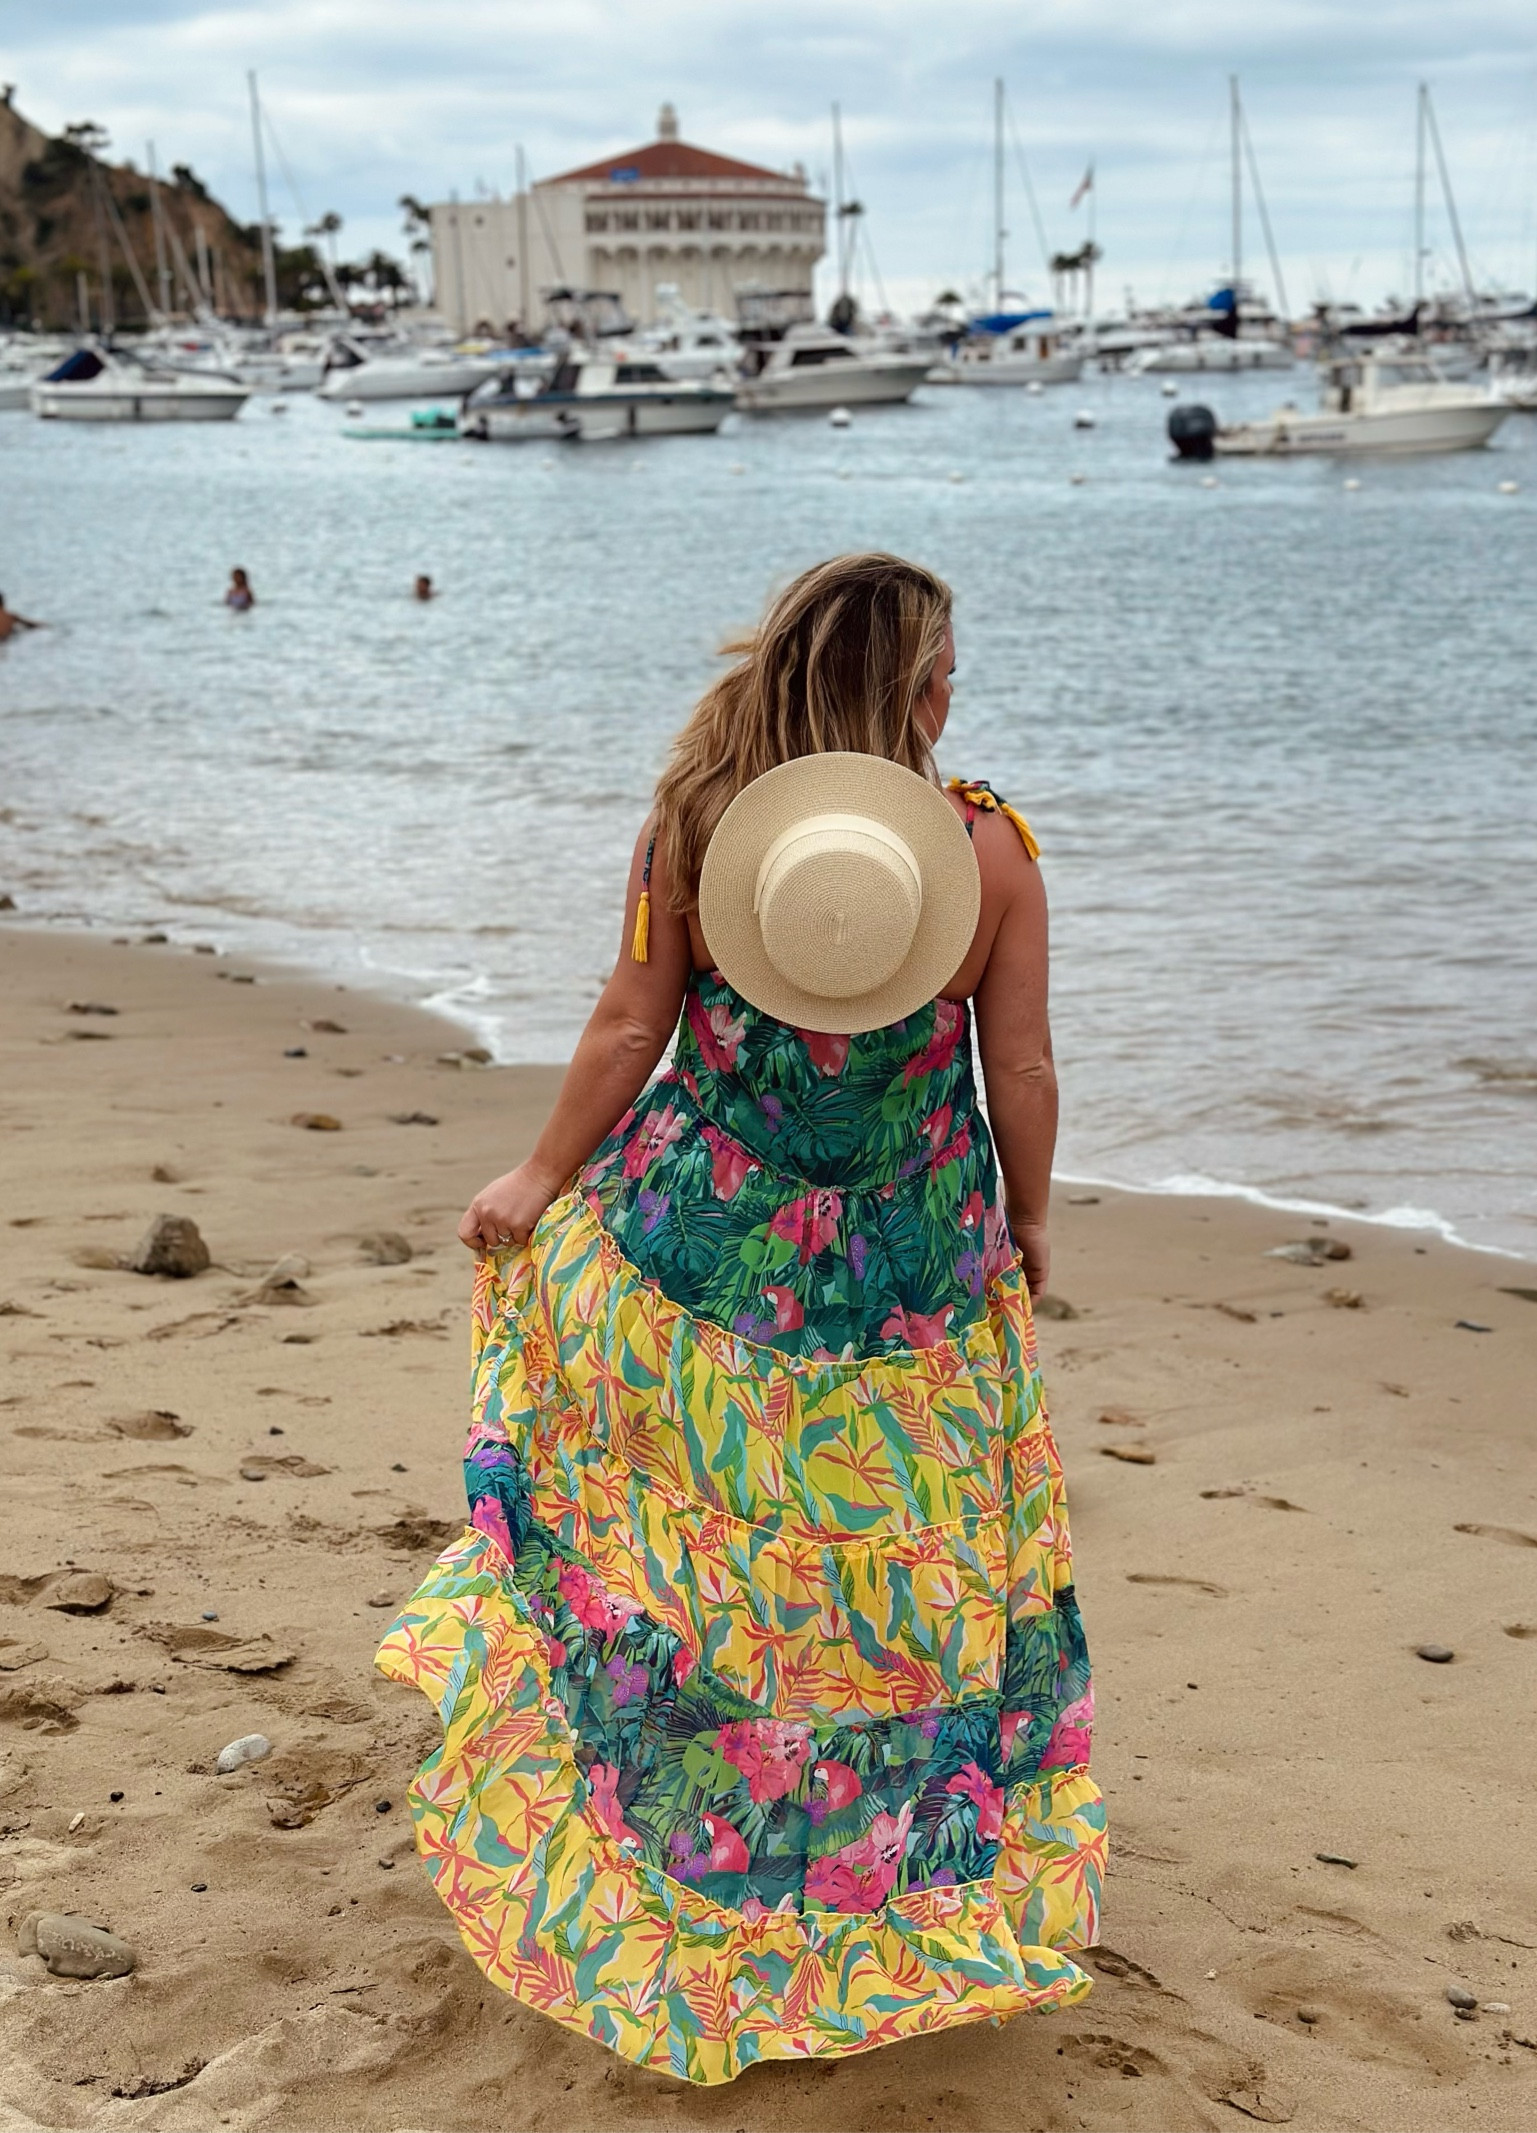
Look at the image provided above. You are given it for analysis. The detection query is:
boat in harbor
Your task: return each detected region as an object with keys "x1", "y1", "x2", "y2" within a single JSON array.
[
  {"x1": 1128, "y1": 322, "x2": 1292, "y2": 374},
  {"x1": 461, "y1": 349, "x2": 734, "y2": 440},
  {"x1": 316, "y1": 337, "x2": 520, "y2": 403},
  {"x1": 735, "y1": 321, "x2": 929, "y2": 410},
  {"x1": 31, "y1": 346, "x2": 250, "y2": 421},
  {"x1": 1171, "y1": 351, "x2": 1509, "y2": 458},
  {"x1": 929, "y1": 313, "x2": 1083, "y2": 386},
  {"x1": 636, "y1": 285, "x2": 743, "y2": 381}
]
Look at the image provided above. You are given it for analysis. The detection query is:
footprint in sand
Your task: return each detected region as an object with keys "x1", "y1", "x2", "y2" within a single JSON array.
[
  {"x1": 107, "y1": 1411, "x2": 192, "y2": 1441},
  {"x1": 1454, "y1": 1522, "x2": 1537, "y2": 1549},
  {"x1": 1126, "y1": 1573, "x2": 1229, "y2": 1598}
]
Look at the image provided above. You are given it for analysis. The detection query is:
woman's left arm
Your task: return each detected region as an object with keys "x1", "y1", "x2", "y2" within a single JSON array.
[{"x1": 459, "y1": 820, "x2": 691, "y2": 1252}]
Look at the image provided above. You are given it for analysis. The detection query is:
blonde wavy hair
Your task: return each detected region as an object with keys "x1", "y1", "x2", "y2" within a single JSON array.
[{"x1": 654, "y1": 551, "x2": 953, "y2": 909}]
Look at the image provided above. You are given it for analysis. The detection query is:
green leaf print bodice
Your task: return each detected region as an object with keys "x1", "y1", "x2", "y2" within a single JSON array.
[{"x1": 580, "y1": 969, "x2": 1015, "y2": 1360}]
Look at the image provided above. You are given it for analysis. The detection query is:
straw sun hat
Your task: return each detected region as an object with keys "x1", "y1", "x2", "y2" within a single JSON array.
[{"x1": 698, "y1": 752, "x2": 980, "y2": 1034}]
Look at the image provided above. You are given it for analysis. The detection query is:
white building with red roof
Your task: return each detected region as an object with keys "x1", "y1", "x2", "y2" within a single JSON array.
[{"x1": 429, "y1": 104, "x2": 825, "y2": 334}]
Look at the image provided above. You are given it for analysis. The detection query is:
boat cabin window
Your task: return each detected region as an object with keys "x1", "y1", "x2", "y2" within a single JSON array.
[
  {"x1": 790, "y1": 344, "x2": 851, "y2": 367},
  {"x1": 1376, "y1": 361, "x2": 1434, "y2": 387},
  {"x1": 546, "y1": 359, "x2": 582, "y2": 394},
  {"x1": 614, "y1": 362, "x2": 666, "y2": 384}
]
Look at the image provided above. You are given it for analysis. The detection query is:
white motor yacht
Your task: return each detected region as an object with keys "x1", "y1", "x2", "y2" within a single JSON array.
[
  {"x1": 1129, "y1": 333, "x2": 1292, "y2": 374},
  {"x1": 461, "y1": 351, "x2": 733, "y2": 441},
  {"x1": 929, "y1": 318, "x2": 1083, "y2": 387},
  {"x1": 1175, "y1": 352, "x2": 1510, "y2": 458},
  {"x1": 316, "y1": 339, "x2": 515, "y2": 402},
  {"x1": 637, "y1": 286, "x2": 743, "y2": 381},
  {"x1": 31, "y1": 346, "x2": 249, "y2": 421},
  {"x1": 735, "y1": 323, "x2": 930, "y2": 410}
]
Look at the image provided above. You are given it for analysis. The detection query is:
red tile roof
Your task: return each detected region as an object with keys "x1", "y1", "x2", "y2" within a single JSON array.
[{"x1": 543, "y1": 139, "x2": 798, "y2": 187}]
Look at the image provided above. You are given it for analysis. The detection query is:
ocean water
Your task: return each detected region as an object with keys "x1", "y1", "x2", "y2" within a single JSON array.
[{"x1": 3, "y1": 375, "x2": 1535, "y2": 1257}]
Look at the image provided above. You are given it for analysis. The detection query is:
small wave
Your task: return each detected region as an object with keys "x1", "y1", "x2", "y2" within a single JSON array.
[
  {"x1": 1458, "y1": 1055, "x2": 1537, "y2": 1091},
  {"x1": 1052, "y1": 1166, "x2": 1536, "y2": 1264}
]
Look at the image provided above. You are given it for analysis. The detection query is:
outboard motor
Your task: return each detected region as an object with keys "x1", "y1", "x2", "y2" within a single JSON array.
[{"x1": 1167, "y1": 403, "x2": 1218, "y2": 461}]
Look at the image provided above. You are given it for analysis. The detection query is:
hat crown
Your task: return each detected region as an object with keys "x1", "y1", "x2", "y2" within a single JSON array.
[{"x1": 754, "y1": 812, "x2": 922, "y2": 1001}]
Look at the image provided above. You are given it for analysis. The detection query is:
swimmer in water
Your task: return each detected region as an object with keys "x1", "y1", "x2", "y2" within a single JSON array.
[
  {"x1": 414, "y1": 574, "x2": 435, "y2": 601},
  {"x1": 0, "y1": 593, "x2": 42, "y2": 643},
  {"x1": 225, "y1": 568, "x2": 255, "y2": 611}
]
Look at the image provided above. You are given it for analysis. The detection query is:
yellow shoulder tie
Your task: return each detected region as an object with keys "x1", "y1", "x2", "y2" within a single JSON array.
[
  {"x1": 630, "y1": 832, "x2": 656, "y2": 963},
  {"x1": 945, "y1": 778, "x2": 1040, "y2": 860}
]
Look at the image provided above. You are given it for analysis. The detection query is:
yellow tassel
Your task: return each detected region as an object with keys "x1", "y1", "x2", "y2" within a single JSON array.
[
  {"x1": 945, "y1": 778, "x2": 1040, "y2": 860},
  {"x1": 630, "y1": 888, "x2": 651, "y2": 964}
]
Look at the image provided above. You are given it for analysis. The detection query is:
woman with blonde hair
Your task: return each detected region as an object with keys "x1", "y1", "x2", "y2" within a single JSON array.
[{"x1": 378, "y1": 552, "x2": 1103, "y2": 2083}]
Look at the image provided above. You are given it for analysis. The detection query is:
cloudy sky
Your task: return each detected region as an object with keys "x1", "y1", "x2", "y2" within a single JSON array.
[{"x1": 6, "y1": 1, "x2": 1537, "y2": 315}]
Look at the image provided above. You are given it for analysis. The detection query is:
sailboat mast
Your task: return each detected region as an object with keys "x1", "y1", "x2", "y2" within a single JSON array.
[
  {"x1": 1423, "y1": 86, "x2": 1476, "y2": 309},
  {"x1": 1414, "y1": 83, "x2": 1426, "y2": 308},
  {"x1": 248, "y1": 69, "x2": 279, "y2": 327},
  {"x1": 830, "y1": 103, "x2": 845, "y2": 300},
  {"x1": 993, "y1": 77, "x2": 1005, "y2": 310},
  {"x1": 1230, "y1": 75, "x2": 1242, "y2": 309},
  {"x1": 146, "y1": 140, "x2": 172, "y2": 319},
  {"x1": 515, "y1": 144, "x2": 530, "y2": 330}
]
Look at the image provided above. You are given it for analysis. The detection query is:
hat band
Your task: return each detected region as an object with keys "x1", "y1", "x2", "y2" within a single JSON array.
[{"x1": 752, "y1": 813, "x2": 923, "y2": 918}]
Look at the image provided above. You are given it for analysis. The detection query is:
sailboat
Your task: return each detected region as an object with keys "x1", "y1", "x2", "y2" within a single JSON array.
[
  {"x1": 930, "y1": 81, "x2": 1084, "y2": 386},
  {"x1": 1130, "y1": 80, "x2": 1293, "y2": 374}
]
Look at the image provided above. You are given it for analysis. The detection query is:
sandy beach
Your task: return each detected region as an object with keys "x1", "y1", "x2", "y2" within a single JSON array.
[{"x1": 1, "y1": 919, "x2": 1534, "y2": 2133}]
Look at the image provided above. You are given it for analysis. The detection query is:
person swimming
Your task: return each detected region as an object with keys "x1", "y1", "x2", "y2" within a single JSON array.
[
  {"x1": 413, "y1": 574, "x2": 435, "y2": 602},
  {"x1": 0, "y1": 592, "x2": 42, "y2": 643},
  {"x1": 224, "y1": 568, "x2": 255, "y2": 612}
]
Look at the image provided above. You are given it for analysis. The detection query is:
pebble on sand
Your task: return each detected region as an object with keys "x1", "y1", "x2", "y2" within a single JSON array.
[
  {"x1": 291, "y1": 1112, "x2": 343, "y2": 1132},
  {"x1": 1446, "y1": 1985, "x2": 1478, "y2": 2009},
  {"x1": 1101, "y1": 1444, "x2": 1156, "y2": 1465},
  {"x1": 1315, "y1": 1852, "x2": 1358, "y2": 1868},
  {"x1": 126, "y1": 1213, "x2": 211, "y2": 1279},
  {"x1": 216, "y1": 1732, "x2": 272, "y2": 1774},
  {"x1": 45, "y1": 1571, "x2": 114, "y2": 1614},
  {"x1": 18, "y1": 1912, "x2": 136, "y2": 1980},
  {"x1": 1297, "y1": 2007, "x2": 1321, "y2": 2024},
  {"x1": 1416, "y1": 1644, "x2": 1455, "y2": 1664}
]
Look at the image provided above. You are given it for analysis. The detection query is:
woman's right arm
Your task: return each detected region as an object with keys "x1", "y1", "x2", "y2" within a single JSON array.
[
  {"x1": 458, "y1": 820, "x2": 692, "y2": 1252},
  {"x1": 971, "y1": 826, "x2": 1057, "y2": 1300}
]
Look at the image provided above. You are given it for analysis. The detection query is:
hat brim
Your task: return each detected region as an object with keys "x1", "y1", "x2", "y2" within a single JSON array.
[{"x1": 698, "y1": 753, "x2": 981, "y2": 1034}]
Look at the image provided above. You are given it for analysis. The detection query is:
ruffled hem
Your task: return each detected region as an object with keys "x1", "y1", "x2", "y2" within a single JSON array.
[{"x1": 376, "y1": 1530, "x2": 1104, "y2": 2085}]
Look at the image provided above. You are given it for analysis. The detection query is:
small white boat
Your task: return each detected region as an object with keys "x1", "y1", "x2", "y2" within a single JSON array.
[
  {"x1": 31, "y1": 346, "x2": 249, "y2": 422},
  {"x1": 637, "y1": 286, "x2": 743, "y2": 381},
  {"x1": 316, "y1": 339, "x2": 515, "y2": 403},
  {"x1": 929, "y1": 319, "x2": 1083, "y2": 387},
  {"x1": 1173, "y1": 352, "x2": 1510, "y2": 459},
  {"x1": 1129, "y1": 334, "x2": 1293, "y2": 374},
  {"x1": 735, "y1": 323, "x2": 930, "y2": 411},
  {"x1": 461, "y1": 351, "x2": 733, "y2": 441}
]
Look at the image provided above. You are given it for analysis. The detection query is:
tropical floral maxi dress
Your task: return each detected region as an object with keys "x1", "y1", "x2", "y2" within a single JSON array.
[{"x1": 376, "y1": 802, "x2": 1105, "y2": 2085}]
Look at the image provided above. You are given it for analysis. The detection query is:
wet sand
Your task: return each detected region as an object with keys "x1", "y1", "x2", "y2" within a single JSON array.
[{"x1": 1, "y1": 923, "x2": 1534, "y2": 2132}]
